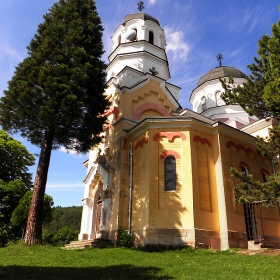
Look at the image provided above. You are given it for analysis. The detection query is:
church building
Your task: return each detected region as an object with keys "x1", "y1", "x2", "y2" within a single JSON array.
[{"x1": 78, "y1": 12, "x2": 280, "y2": 250}]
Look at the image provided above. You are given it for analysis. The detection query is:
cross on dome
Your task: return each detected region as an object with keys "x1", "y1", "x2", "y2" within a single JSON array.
[{"x1": 137, "y1": 1, "x2": 145, "y2": 12}]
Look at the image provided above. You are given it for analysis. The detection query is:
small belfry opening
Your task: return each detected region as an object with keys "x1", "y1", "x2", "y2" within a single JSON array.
[{"x1": 148, "y1": 31, "x2": 154, "y2": 44}]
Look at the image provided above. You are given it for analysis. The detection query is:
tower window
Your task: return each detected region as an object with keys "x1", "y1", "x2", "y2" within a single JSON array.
[
  {"x1": 201, "y1": 96, "x2": 206, "y2": 112},
  {"x1": 149, "y1": 31, "x2": 154, "y2": 44},
  {"x1": 215, "y1": 91, "x2": 224, "y2": 106},
  {"x1": 242, "y1": 166, "x2": 248, "y2": 176},
  {"x1": 263, "y1": 173, "x2": 268, "y2": 183},
  {"x1": 164, "y1": 156, "x2": 176, "y2": 191},
  {"x1": 132, "y1": 28, "x2": 137, "y2": 41},
  {"x1": 118, "y1": 34, "x2": 121, "y2": 45}
]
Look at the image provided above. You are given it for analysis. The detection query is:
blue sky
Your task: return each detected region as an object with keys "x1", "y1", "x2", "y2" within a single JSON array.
[{"x1": 0, "y1": 0, "x2": 279, "y2": 207}]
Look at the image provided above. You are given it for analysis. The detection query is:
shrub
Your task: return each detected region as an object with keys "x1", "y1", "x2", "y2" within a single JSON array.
[
  {"x1": 117, "y1": 229, "x2": 134, "y2": 248},
  {"x1": 0, "y1": 224, "x2": 11, "y2": 247},
  {"x1": 42, "y1": 229, "x2": 54, "y2": 245},
  {"x1": 53, "y1": 226, "x2": 78, "y2": 246}
]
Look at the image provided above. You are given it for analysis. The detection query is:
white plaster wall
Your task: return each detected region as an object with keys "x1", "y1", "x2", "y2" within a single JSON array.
[
  {"x1": 107, "y1": 55, "x2": 169, "y2": 81},
  {"x1": 112, "y1": 19, "x2": 165, "y2": 50},
  {"x1": 109, "y1": 42, "x2": 166, "y2": 62}
]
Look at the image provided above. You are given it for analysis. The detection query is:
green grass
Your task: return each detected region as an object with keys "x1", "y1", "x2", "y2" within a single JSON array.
[{"x1": 0, "y1": 244, "x2": 280, "y2": 279}]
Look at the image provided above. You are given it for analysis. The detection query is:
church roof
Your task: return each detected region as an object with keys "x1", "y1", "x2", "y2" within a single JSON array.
[
  {"x1": 197, "y1": 66, "x2": 247, "y2": 87},
  {"x1": 122, "y1": 13, "x2": 160, "y2": 26}
]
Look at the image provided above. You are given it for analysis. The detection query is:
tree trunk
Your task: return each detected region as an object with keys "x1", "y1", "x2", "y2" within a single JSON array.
[{"x1": 23, "y1": 127, "x2": 54, "y2": 245}]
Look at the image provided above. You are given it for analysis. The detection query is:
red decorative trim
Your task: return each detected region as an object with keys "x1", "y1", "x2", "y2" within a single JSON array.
[
  {"x1": 135, "y1": 137, "x2": 149, "y2": 150},
  {"x1": 193, "y1": 135, "x2": 211, "y2": 147},
  {"x1": 132, "y1": 102, "x2": 170, "y2": 121},
  {"x1": 160, "y1": 150, "x2": 181, "y2": 159},
  {"x1": 239, "y1": 161, "x2": 250, "y2": 172},
  {"x1": 260, "y1": 168, "x2": 269, "y2": 175},
  {"x1": 226, "y1": 141, "x2": 255, "y2": 156},
  {"x1": 153, "y1": 131, "x2": 186, "y2": 142},
  {"x1": 104, "y1": 106, "x2": 119, "y2": 120}
]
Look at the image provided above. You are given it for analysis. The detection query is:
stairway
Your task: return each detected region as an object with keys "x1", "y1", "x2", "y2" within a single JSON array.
[
  {"x1": 63, "y1": 238, "x2": 115, "y2": 250},
  {"x1": 248, "y1": 240, "x2": 275, "y2": 251}
]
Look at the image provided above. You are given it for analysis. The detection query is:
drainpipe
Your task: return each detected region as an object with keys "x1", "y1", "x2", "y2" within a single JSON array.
[{"x1": 128, "y1": 141, "x2": 133, "y2": 235}]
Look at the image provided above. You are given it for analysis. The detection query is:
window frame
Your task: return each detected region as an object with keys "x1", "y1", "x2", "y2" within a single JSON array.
[{"x1": 164, "y1": 156, "x2": 177, "y2": 191}]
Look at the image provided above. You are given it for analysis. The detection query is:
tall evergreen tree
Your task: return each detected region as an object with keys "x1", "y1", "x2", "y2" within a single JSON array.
[
  {"x1": 220, "y1": 17, "x2": 280, "y2": 205},
  {"x1": 0, "y1": 0, "x2": 109, "y2": 245}
]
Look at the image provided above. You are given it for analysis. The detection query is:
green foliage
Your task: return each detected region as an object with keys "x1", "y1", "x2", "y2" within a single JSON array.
[
  {"x1": 118, "y1": 229, "x2": 134, "y2": 248},
  {"x1": 220, "y1": 19, "x2": 280, "y2": 156},
  {"x1": 0, "y1": 180, "x2": 27, "y2": 226},
  {"x1": 0, "y1": 0, "x2": 109, "y2": 151},
  {"x1": 42, "y1": 229, "x2": 54, "y2": 245},
  {"x1": 220, "y1": 15, "x2": 280, "y2": 205},
  {"x1": 229, "y1": 167, "x2": 280, "y2": 206},
  {"x1": 52, "y1": 226, "x2": 79, "y2": 246},
  {"x1": 0, "y1": 0, "x2": 108, "y2": 244},
  {"x1": 0, "y1": 130, "x2": 35, "y2": 187},
  {"x1": 0, "y1": 131, "x2": 35, "y2": 226},
  {"x1": 0, "y1": 224, "x2": 12, "y2": 247},
  {"x1": 11, "y1": 190, "x2": 54, "y2": 229},
  {"x1": 43, "y1": 206, "x2": 82, "y2": 233}
]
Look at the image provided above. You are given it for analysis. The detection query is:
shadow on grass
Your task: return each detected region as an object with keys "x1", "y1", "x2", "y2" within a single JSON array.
[{"x1": 0, "y1": 264, "x2": 174, "y2": 280}]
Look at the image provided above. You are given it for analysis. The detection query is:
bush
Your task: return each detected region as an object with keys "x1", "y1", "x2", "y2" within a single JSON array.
[
  {"x1": 0, "y1": 224, "x2": 11, "y2": 247},
  {"x1": 42, "y1": 229, "x2": 54, "y2": 245},
  {"x1": 52, "y1": 226, "x2": 78, "y2": 246},
  {"x1": 118, "y1": 229, "x2": 134, "y2": 248}
]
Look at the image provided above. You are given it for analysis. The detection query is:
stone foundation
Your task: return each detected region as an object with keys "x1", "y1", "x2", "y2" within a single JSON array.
[
  {"x1": 228, "y1": 230, "x2": 247, "y2": 248},
  {"x1": 263, "y1": 235, "x2": 280, "y2": 249},
  {"x1": 107, "y1": 228, "x2": 280, "y2": 249},
  {"x1": 130, "y1": 228, "x2": 220, "y2": 249},
  {"x1": 194, "y1": 229, "x2": 220, "y2": 249}
]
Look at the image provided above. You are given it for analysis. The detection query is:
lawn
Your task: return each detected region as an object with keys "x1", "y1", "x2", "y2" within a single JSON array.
[{"x1": 0, "y1": 244, "x2": 280, "y2": 279}]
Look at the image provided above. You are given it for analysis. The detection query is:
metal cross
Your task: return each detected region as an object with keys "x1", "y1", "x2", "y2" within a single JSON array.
[
  {"x1": 137, "y1": 1, "x2": 145, "y2": 12},
  {"x1": 216, "y1": 53, "x2": 223, "y2": 67}
]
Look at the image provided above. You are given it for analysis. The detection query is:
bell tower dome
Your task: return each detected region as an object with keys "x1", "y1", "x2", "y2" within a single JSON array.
[{"x1": 107, "y1": 13, "x2": 171, "y2": 83}]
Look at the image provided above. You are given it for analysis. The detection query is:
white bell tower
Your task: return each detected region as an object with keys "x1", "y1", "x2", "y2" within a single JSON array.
[{"x1": 106, "y1": 13, "x2": 173, "y2": 92}]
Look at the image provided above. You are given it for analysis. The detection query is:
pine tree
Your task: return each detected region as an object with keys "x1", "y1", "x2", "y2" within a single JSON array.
[
  {"x1": 0, "y1": 0, "x2": 109, "y2": 244},
  {"x1": 220, "y1": 17, "x2": 280, "y2": 205}
]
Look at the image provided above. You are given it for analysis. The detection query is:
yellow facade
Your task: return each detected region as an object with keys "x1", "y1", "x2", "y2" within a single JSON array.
[
  {"x1": 84, "y1": 75, "x2": 279, "y2": 249},
  {"x1": 79, "y1": 12, "x2": 280, "y2": 250}
]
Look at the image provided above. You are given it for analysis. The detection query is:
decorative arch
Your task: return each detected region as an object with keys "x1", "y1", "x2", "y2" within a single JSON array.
[
  {"x1": 193, "y1": 135, "x2": 211, "y2": 147},
  {"x1": 160, "y1": 150, "x2": 181, "y2": 159},
  {"x1": 226, "y1": 141, "x2": 258, "y2": 158},
  {"x1": 153, "y1": 131, "x2": 186, "y2": 142},
  {"x1": 260, "y1": 168, "x2": 269, "y2": 175},
  {"x1": 239, "y1": 161, "x2": 251, "y2": 172},
  {"x1": 132, "y1": 102, "x2": 170, "y2": 121},
  {"x1": 135, "y1": 137, "x2": 148, "y2": 149}
]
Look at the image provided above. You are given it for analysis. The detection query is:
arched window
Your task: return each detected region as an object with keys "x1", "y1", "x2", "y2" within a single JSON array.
[
  {"x1": 149, "y1": 31, "x2": 154, "y2": 44},
  {"x1": 118, "y1": 34, "x2": 121, "y2": 45},
  {"x1": 215, "y1": 91, "x2": 224, "y2": 106},
  {"x1": 263, "y1": 173, "x2": 268, "y2": 183},
  {"x1": 164, "y1": 156, "x2": 176, "y2": 191},
  {"x1": 241, "y1": 166, "x2": 248, "y2": 175},
  {"x1": 201, "y1": 96, "x2": 206, "y2": 112},
  {"x1": 132, "y1": 28, "x2": 137, "y2": 41}
]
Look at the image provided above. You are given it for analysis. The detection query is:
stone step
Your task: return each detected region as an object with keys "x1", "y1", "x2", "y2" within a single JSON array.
[
  {"x1": 261, "y1": 243, "x2": 275, "y2": 249},
  {"x1": 63, "y1": 238, "x2": 114, "y2": 249}
]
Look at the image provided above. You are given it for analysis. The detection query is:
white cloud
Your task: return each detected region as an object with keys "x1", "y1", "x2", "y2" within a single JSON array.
[
  {"x1": 164, "y1": 27, "x2": 190, "y2": 61},
  {"x1": 46, "y1": 182, "x2": 84, "y2": 189},
  {"x1": 0, "y1": 41, "x2": 23, "y2": 62},
  {"x1": 148, "y1": 0, "x2": 158, "y2": 5},
  {"x1": 59, "y1": 146, "x2": 84, "y2": 157}
]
